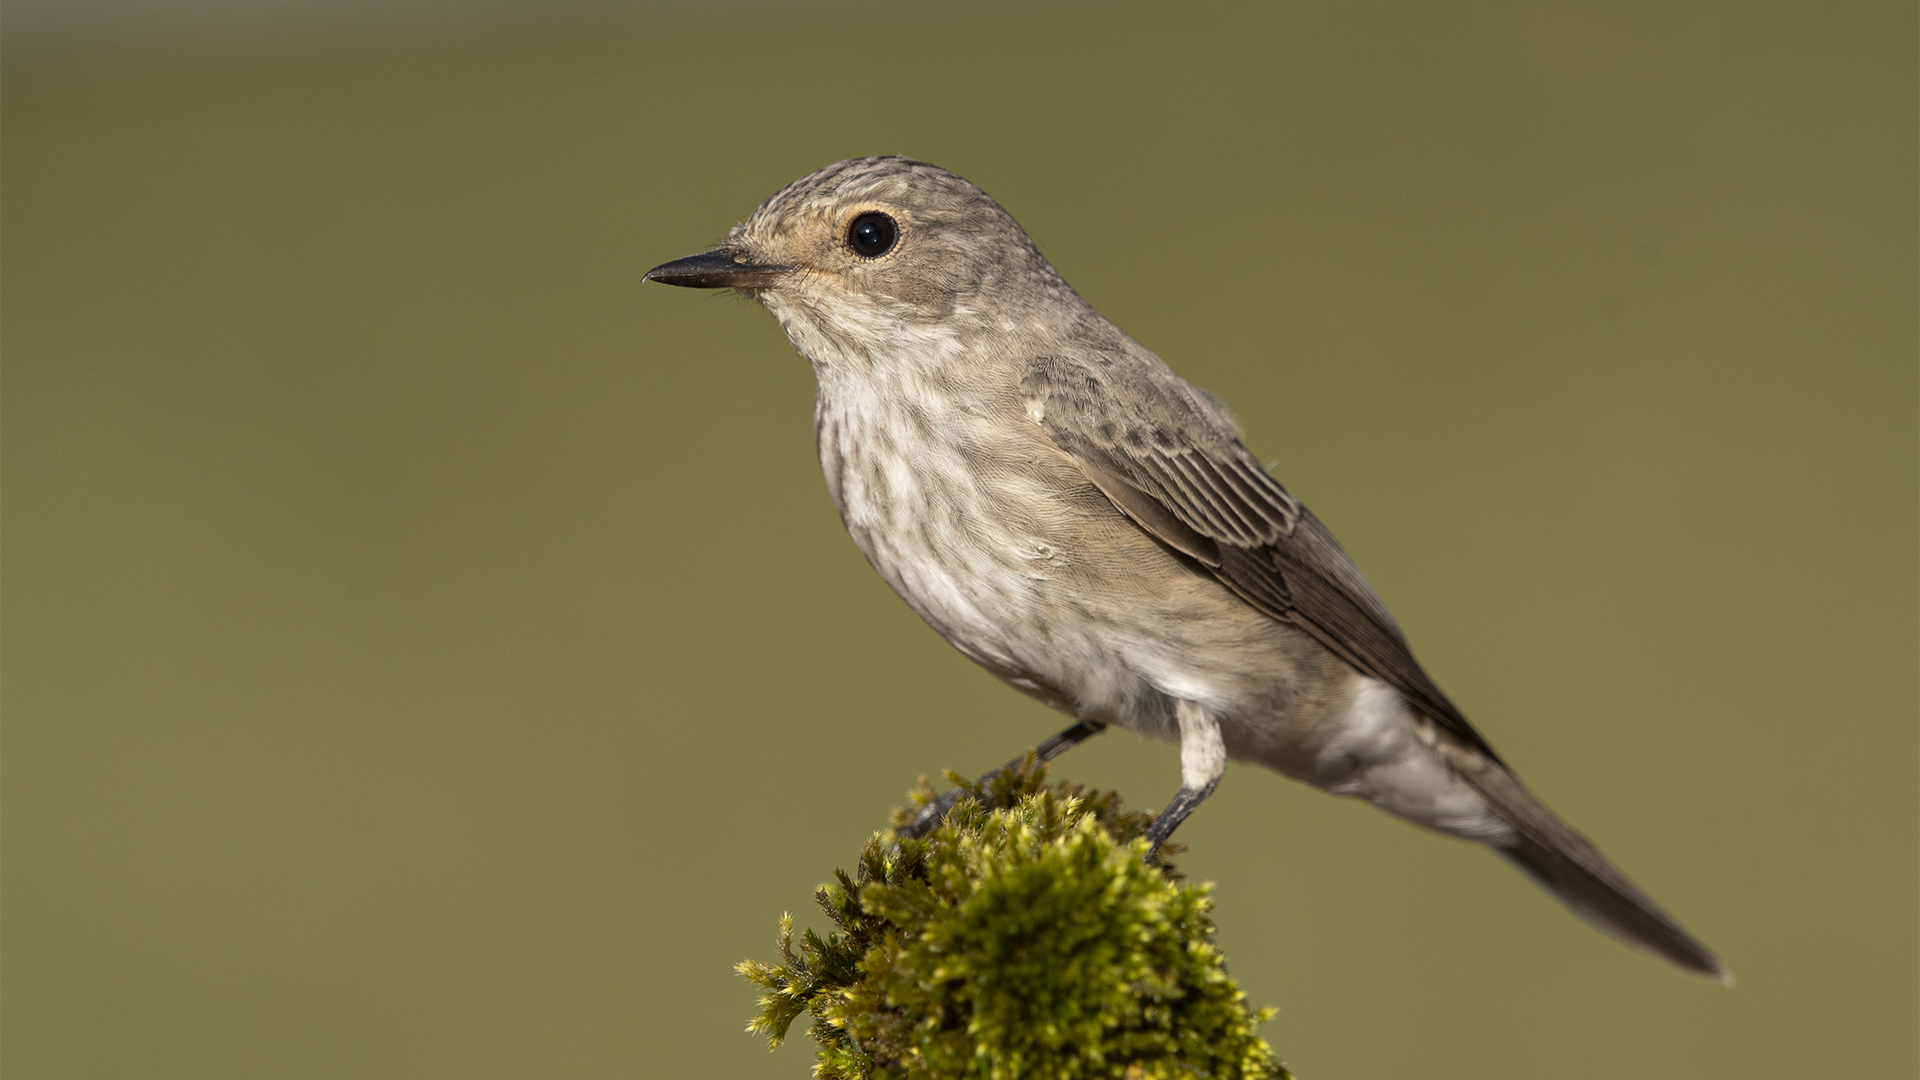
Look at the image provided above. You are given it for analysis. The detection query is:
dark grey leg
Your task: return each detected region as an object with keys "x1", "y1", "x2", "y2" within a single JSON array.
[
  {"x1": 898, "y1": 720, "x2": 1107, "y2": 839},
  {"x1": 1143, "y1": 776, "x2": 1220, "y2": 854}
]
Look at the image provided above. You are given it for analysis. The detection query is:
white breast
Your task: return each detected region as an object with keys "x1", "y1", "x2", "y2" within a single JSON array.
[
  {"x1": 761, "y1": 290, "x2": 1215, "y2": 730},
  {"x1": 813, "y1": 364, "x2": 1041, "y2": 672}
]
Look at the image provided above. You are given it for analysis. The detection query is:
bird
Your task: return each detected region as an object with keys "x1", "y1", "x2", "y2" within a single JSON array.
[{"x1": 644, "y1": 155, "x2": 1729, "y2": 983}]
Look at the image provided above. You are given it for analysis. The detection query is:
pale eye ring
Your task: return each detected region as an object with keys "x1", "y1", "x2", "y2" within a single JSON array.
[{"x1": 847, "y1": 212, "x2": 898, "y2": 258}]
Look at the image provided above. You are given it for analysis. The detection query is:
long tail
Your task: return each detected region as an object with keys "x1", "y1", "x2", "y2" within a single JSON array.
[{"x1": 1446, "y1": 744, "x2": 1733, "y2": 984}]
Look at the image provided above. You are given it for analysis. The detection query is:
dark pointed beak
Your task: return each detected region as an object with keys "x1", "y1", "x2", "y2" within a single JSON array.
[{"x1": 642, "y1": 249, "x2": 795, "y2": 290}]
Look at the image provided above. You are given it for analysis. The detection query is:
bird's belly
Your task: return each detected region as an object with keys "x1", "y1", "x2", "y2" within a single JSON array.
[
  {"x1": 815, "y1": 392, "x2": 1179, "y2": 715},
  {"x1": 812, "y1": 382, "x2": 1386, "y2": 758},
  {"x1": 828, "y1": 437, "x2": 1088, "y2": 679},
  {"x1": 815, "y1": 400, "x2": 1313, "y2": 744}
]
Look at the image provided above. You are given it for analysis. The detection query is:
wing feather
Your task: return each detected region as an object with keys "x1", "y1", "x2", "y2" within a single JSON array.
[{"x1": 1023, "y1": 351, "x2": 1504, "y2": 765}]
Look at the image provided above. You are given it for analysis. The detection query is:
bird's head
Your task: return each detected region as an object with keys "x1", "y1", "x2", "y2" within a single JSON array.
[{"x1": 645, "y1": 157, "x2": 1085, "y2": 368}]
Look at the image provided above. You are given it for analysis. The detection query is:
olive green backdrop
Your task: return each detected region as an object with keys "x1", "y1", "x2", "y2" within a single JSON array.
[{"x1": 5, "y1": 2, "x2": 1914, "y2": 1077}]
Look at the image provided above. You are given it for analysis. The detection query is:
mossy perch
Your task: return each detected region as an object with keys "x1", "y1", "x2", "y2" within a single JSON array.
[{"x1": 738, "y1": 761, "x2": 1290, "y2": 1079}]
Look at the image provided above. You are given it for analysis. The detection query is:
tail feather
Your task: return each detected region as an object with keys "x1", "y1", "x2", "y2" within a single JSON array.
[
  {"x1": 1444, "y1": 742, "x2": 1733, "y2": 984},
  {"x1": 1497, "y1": 830, "x2": 1732, "y2": 984}
]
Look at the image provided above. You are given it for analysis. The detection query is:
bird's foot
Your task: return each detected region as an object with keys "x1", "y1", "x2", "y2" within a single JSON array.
[
  {"x1": 1144, "y1": 777, "x2": 1219, "y2": 859},
  {"x1": 896, "y1": 720, "x2": 1107, "y2": 841}
]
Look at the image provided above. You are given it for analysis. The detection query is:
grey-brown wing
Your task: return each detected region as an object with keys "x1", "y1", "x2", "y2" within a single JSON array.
[{"x1": 1022, "y1": 352, "x2": 1504, "y2": 765}]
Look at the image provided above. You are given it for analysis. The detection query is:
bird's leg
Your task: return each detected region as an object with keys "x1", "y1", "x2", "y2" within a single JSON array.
[
  {"x1": 898, "y1": 720, "x2": 1107, "y2": 839},
  {"x1": 1145, "y1": 701, "x2": 1226, "y2": 855}
]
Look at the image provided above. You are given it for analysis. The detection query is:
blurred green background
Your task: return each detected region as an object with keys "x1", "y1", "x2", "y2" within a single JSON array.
[{"x1": 4, "y1": 2, "x2": 1914, "y2": 1077}]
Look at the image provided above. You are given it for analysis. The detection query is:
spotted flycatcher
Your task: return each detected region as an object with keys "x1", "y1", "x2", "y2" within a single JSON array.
[{"x1": 646, "y1": 156, "x2": 1728, "y2": 982}]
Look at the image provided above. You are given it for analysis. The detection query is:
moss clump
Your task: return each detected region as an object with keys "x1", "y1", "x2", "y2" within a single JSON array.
[{"x1": 738, "y1": 762, "x2": 1288, "y2": 1079}]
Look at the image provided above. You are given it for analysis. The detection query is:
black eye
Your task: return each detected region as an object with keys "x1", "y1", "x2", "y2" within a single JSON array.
[{"x1": 847, "y1": 212, "x2": 898, "y2": 258}]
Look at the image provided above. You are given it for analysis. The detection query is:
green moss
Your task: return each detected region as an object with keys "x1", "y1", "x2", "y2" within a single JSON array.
[{"x1": 738, "y1": 762, "x2": 1289, "y2": 1079}]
